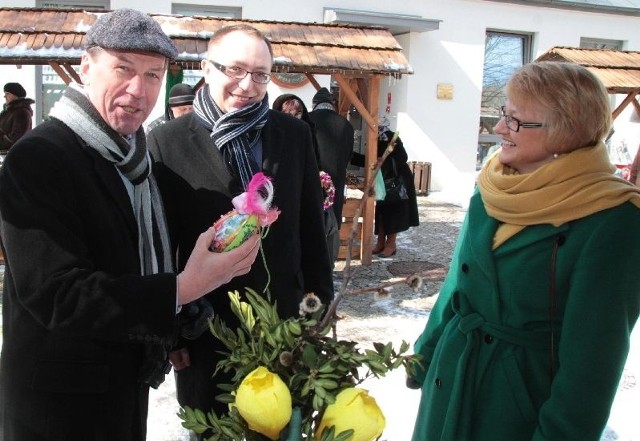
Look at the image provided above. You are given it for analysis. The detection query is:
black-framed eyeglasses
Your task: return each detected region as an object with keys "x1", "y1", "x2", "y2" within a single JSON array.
[
  {"x1": 208, "y1": 60, "x2": 271, "y2": 84},
  {"x1": 499, "y1": 106, "x2": 544, "y2": 132}
]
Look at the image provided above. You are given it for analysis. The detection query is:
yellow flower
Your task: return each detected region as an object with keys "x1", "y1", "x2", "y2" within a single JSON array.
[
  {"x1": 235, "y1": 366, "x2": 292, "y2": 440},
  {"x1": 316, "y1": 388, "x2": 385, "y2": 441}
]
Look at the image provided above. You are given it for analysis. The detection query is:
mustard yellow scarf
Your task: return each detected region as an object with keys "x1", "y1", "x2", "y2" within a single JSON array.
[{"x1": 477, "y1": 142, "x2": 640, "y2": 249}]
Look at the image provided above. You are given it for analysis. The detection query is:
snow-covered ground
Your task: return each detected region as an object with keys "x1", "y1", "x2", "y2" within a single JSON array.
[
  {"x1": 1, "y1": 195, "x2": 638, "y2": 440},
  {"x1": 146, "y1": 304, "x2": 640, "y2": 441}
]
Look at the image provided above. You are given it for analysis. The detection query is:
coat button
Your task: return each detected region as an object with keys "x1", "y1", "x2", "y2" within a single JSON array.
[
  {"x1": 484, "y1": 334, "x2": 494, "y2": 344},
  {"x1": 435, "y1": 378, "x2": 442, "y2": 389},
  {"x1": 461, "y1": 263, "x2": 469, "y2": 273}
]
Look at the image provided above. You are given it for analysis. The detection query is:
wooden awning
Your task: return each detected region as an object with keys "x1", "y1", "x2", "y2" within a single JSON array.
[
  {"x1": 537, "y1": 46, "x2": 640, "y2": 119},
  {"x1": 0, "y1": 7, "x2": 417, "y2": 264},
  {"x1": 0, "y1": 7, "x2": 413, "y2": 77}
]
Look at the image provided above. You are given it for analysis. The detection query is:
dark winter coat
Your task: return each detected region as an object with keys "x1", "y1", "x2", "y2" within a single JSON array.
[
  {"x1": 147, "y1": 110, "x2": 334, "y2": 416},
  {"x1": 353, "y1": 131, "x2": 419, "y2": 234},
  {"x1": 0, "y1": 97, "x2": 34, "y2": 151},
  {"x1": 0, "y1": 119, "x2": 178, "y2": 441},
  {"x1": 410, "y1": 190, "x2": 640, "y2": 441},
  {"x1": 308, "y1": 108, "x2": 354, "y2": 227}
]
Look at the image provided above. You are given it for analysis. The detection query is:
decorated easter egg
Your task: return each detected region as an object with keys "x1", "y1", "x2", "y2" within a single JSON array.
[{"x1": 210, "y1": 210, "x2": 260, "y2": 252}]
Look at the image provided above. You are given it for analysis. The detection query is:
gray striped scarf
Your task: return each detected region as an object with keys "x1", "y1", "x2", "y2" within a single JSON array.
[
  {"x1": 49, "y1": 83, "x2": 172, "y2": 276},
  {"x1": 192, "y1": 84, "x2": 268, "y2": 190}
]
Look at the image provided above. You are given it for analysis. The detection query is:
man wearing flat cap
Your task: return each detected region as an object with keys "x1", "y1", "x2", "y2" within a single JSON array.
[
  {"x1": 0, "y1": 82, "x2": 34, "y2": 152},
  {"x1": 0, "y1": 8, "x2": 259, "y2": 441}
]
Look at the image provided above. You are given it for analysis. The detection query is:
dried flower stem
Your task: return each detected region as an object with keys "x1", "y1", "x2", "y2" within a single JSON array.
[
  {"x1": 318, "y1": 132, "x2": 400, "y2": 332},
  {"x1": 345, "y1": 271, "x2": 431, "y2": 296}
]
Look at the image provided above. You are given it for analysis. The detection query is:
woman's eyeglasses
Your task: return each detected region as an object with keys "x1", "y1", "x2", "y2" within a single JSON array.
[{"x1": 500, "y1": 106, "x2": 544, "y2": 132}]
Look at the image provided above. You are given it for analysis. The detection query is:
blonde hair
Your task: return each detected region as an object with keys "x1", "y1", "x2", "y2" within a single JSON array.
[{"x1": 506, "y1": 61, "x2": 611, "y2": 153}]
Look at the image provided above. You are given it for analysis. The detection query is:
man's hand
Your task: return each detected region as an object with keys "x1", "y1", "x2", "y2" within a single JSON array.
[{"x1": 177, "y1": 227, "x2": 260, "y2": 305}]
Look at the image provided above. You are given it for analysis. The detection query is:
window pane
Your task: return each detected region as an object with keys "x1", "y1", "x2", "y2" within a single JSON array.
[{"x1": 477, "y1": 31, "x2": 531, "y2": 169}]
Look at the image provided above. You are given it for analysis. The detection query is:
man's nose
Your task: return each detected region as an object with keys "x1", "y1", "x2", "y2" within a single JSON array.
[{"x1": 126, "y1": 75, "x2": 146, "y2": 98}]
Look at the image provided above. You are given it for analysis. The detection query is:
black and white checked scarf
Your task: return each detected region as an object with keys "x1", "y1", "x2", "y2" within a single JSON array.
[
  {"x1": 49, "y1": 83, "x2": 172, "y2": 276},
  {"x1": 193, "y1": 83, "x2": 268, "y2": 190}
]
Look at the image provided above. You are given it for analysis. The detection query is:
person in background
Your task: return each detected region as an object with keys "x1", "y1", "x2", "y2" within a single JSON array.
[
  {"x1": 0, "y1": 9, "x2": 260, "y2": 441},
  {"x1": 0, "y1": 82, "x2": 34, "y2": 153},
  {"x1": 308, "y1": 87, "x2": 354, "y2": 264},
  {"x1": 408, "y1": 62, "x2": 640, "y2": 441},
  {"x1": 146, "y1": 82, "x2": 195, "y2": 133},
  {"x1": 272, "y1": 93, "x2": 339, "y2": 261},
  {"x1": 272, "y1": 93, "x2": 307, "y2": 121},
  {"x1": 353, "y1": 116, "x2": 419, "y2": 258},
  {"x1": 272, "y1": 93, "x2": 318, "y2": 153},
  {"x1": 147, "y1": 24, "x2": 334, "y2": 435}
]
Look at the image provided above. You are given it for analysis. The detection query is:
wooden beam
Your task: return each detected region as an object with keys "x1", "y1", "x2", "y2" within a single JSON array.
[
  {"x1": 48, "y1": 62, "x2": 72, "y2": 85},
  {"x1": 361, "y1": 76, "x2": 380, "y2": 265},
  {"x1": 633, "y1": 96, "x2": 640, "y2": 116},
  {"x1": 612, "y1": 89, "x2": 640, "y2": 120},
  {"x1": 334, "y1": 73, "x2": 381, "y2": 265},
  {"x1": 333, "y1": 73, "x2": 377, "y2": 129},
  {"x1": 305, "y1": 73, "x2": 321, "y2": 91},
  {"x1": 62, "y1": 62, "x2": 82, "y2": 84}
]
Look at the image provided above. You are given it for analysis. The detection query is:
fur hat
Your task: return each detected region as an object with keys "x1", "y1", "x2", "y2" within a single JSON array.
[
  {"x1": 168, "y1": 83, "x2": 195, "y2": 107},
  {"x1": 4, "y1": 82, "x2": 26, "y2": 98},
  {"x1": 85, "y1": 9, "x2": 178, "y2": 60},
  {"x1": 312, "y1": 87, "x2": 334, "y2": 106}
]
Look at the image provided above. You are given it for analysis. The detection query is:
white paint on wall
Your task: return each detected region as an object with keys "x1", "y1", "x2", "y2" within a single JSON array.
[{"x1": 1, "y1": 0, "x2": 639, "y2": 201}]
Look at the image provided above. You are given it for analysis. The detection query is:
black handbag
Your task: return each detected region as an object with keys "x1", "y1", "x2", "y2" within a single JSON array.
[{"x1": 384, "y1": 157, "x2": 409, "y2": 202}]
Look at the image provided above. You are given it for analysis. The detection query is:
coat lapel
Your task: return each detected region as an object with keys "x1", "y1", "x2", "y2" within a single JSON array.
[
  {"x1": 187, "y1": 116, "x2": 235, "y2": 197},
  {"x1": 85, "y1": 145, "x2": 138, "y2": 238}
]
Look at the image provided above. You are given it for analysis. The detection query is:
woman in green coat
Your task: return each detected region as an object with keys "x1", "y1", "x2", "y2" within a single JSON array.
[{"x1": 409, "y1": 62, "x2": 640, "y2": 441}]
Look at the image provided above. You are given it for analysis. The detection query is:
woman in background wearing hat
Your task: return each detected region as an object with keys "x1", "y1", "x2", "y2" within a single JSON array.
[{"x1": 0, "y1": 82, "x2": 34, "y2": 153}]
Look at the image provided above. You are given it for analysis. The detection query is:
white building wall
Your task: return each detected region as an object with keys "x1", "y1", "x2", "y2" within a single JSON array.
[{"x1": 1, "y1": 0, "x2": 639, "y2": 203}]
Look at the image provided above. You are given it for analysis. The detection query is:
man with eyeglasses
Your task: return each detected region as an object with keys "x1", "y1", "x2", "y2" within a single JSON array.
[{"x1": 147, "y1": 24, "x2": 333, "y2": 430}]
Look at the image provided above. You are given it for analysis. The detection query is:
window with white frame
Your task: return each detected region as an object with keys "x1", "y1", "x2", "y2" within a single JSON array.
[{"x1": 477, "y1": 30, "x2": 533, "y2": 168}]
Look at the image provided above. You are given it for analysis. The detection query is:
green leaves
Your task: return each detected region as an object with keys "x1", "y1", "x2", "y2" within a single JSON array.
[
  {"x1": 178, "y1": 406, "x2": 245, "y2": 440},
  {"x1": 179, "y1": 289, "x2": 419, "y2": 439}
]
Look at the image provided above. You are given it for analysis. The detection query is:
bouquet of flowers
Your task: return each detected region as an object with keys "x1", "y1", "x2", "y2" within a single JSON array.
[
  {"x1": 319, "y1": 171, "x2": 335, "y2": 211},
  {"x1": 178, "y1": 290, "x2": 420, "y2": 440}
]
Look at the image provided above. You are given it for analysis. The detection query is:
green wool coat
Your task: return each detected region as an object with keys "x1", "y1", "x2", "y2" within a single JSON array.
[{"x1": 410, "y1": 191, "x2": 640, "y2": 441}]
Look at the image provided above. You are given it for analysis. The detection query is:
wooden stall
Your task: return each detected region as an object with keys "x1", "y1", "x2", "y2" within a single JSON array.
[{"x1": 0, "y1": 7, "x2": 414, "y2": 265}]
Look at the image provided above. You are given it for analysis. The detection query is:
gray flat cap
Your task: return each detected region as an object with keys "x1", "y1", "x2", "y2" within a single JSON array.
[{"x1": 85, "y1": 8, "x2": 178, "y2": 60}]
